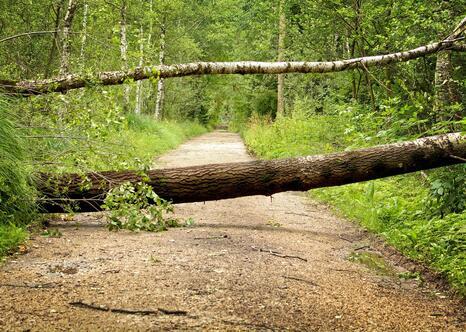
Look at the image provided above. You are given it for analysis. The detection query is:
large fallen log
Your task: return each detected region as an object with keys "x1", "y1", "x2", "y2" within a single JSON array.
[{"x1": 37, "y1": 133, "x2": 465, "y2": 213}]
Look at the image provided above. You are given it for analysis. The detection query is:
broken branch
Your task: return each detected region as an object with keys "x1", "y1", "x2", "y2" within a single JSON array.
[{"x1": 69, "y1": 300, "x2": 187, "y2": 316}]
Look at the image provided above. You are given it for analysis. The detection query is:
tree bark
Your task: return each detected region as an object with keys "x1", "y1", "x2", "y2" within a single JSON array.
[
  {"x1": 2, "y1": 37, "x2": 463, "y2": 96},
  {"x1": 276, "y1": 0, "x2": 286, "y2": 117},
  {"x1": 79, "y1": 2, "x2": 88, "y2": 73},
  {"x1": 36, "y1": 133, "x2": 465, "y2": 213},
  {"x1": 135, "y1": 25, "x2": 144, "y2": 115},
  {"x1": 433, "y1": 17, "x2": 465, "y2": 120},
  {"x1": 119, "y1": 0, "x2": 130, "y2": 112},
  {"x1": 59, "y1": 0, "x2": 78, "y2": 76},
  {"x1": 155, "y1": 23, "x2": 166, "y2": 120}
]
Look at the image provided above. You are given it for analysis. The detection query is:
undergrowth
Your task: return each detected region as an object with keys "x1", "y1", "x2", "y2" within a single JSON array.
[
  {"x1": 0, "y1": 100, "x2": 35, "y2": 257},
  {"x1": 242, "y1": 106, "x2": 466, "y2": 296},
  {"x1": 1, "y1": 96, "x2": 207, "y2": 258}
]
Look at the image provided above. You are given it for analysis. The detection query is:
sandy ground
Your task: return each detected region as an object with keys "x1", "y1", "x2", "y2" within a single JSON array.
[{"x1": 0, "y1": 131, "x2": 464, "y2": 331}]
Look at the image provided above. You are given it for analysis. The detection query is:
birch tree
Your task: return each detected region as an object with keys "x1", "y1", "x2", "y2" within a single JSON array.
[
  {"x1": 134, "y1": 25, "x2": 144, "y2": 114},
  {"x1": 79, "y1": 1, "x2": 88, "y2": 73},
  {"x1": 59, "y1": 0, "x2": 78, "y2": 76},
  {"x1": 434, "y1": 17, "x2": 465, "y2": 120},
  {"x1": 119, "y1": 0, "x2": 130, "y2": 112},
  {"x1": 155, "y1": 23, "x2": 166, "y2": 120},
  {"x1": 276, "y1": 0, "x2": 286, "y2": 117}
]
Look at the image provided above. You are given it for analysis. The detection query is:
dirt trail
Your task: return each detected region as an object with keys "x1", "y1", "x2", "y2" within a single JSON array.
[{"x1": 0, "y1": 131, "x2": 464, "y2": 331}]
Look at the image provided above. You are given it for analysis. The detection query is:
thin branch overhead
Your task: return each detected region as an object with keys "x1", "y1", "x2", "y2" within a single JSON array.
[{"x1": 1, "y1": 29, "x2": 465, "y2": 96}]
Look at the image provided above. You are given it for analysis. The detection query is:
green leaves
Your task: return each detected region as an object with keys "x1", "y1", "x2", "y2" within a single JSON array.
[{"x1": 103, "y1": 181, "x2": 179, "y2": 232}]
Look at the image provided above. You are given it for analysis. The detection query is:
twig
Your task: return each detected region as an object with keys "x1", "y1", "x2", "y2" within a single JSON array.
[
  {"x1": 251, "y1": 246, "x2": 308, "y2": 262},
  {"x1": 338, "y1": 235, "x2": 353, "y2": 242},
  {"x1": 330, "y1": 268, "x2": 362, "y2": 274},
  {"x1": 194, "y1": 235, "x2": 228, "y2": 240},
  {"x1": 282, "y1": 275, "x2": 319, "y2": 287},
  {"x1": 450, "y1": 154, "x2": 466, "y2": 162},
  {"x1": 360, "y1": 61, "x2": 393, "y2": 93},
  {"x1": 0, "y1": 31, "x2": 73, "y2": 43},
  {"x1": 285, "y1": 212, "x2": 312, "y2": 217},
  {"x1": 69, "y1": 301, "x2": 187, "y2": 316},
  {"x1": 354, "y1": 245, "x2": 370, "y2": 251},
  {"x1": 0, "y1": 283, "x2": 57, "y2": 289}
]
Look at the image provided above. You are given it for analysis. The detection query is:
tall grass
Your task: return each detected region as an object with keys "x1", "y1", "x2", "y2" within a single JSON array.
[{"x1": 0, "y1": 100, "x2": 35, "y2": 256}]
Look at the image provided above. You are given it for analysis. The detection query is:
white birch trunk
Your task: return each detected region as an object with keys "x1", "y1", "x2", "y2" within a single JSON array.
[
  {"x1": 79, "y1": 2, "x2": 88, "y2": 73},
  {"x1": 4, "y1": 35, "x2": 465, "y2": 96},
  {"x1": 59, "y1": 0, "x2": 78, "y2": 76},
  {"x1": 135, "y1": 25, "x2": 144, "y2": 115},
  {"x1": 119, "y1": 0, "x2": 130, "y2": 111},
  {"x1": 155, "y1": 24, "x2": 166, "y2": 120},
  {"x1": 276, "y1": 0, "x2": 286, "y2": 117}
]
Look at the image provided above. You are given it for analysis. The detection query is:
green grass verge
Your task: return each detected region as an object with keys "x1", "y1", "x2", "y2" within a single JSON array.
[{"x1": 243, "y1": 115, "x2": 465, "y2": 295}]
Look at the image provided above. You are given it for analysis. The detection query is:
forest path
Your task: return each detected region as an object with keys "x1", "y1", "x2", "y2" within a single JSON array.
[{"x1": 0, "y1": 131, "x2": 464, "y2": 331}]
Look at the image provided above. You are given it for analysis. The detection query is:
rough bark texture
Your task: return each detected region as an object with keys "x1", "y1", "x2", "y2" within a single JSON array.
[
  {"x1": 433, "y1": 17, "x2": 465, "y2": 119},
  {"x1": 59, "y1": 0, "x2": 78, "y2": 76},
  {"x1": 276, "y1": 0, "x2": 286, "y2": 117},
  {"x1": 37, "y1": 133, "x2": 465, "y2": 213},
  {"x1": 2, "y1": 37, "x2": 464, "y2": 96},
  {"x1": 434, "y1": 51, "x2": 461, "y2": 115}
]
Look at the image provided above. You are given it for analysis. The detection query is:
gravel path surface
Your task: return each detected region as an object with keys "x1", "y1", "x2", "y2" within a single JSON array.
[{"x1": 0, "y1": 131, "x2": 464, "y2": 331}]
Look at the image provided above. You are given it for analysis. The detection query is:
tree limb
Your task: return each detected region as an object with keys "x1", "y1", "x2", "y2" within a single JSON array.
[
  {"x1": 1, "y1": 37, "x2": 465, "y2": 96},
  {"x1": 0, "y1": 31, "x2": 60, "y2": 43},
  {"x1": 36, "y1": 133, "x2": 465, "y2": 213}
]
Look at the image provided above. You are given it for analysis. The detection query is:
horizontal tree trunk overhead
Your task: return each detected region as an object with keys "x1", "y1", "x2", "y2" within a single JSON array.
[
  {"x1": 37, "y1": 133, "x2": 465, "y2": 213},
  {"x1": 1, "y1": 38, "x2": 464, "y2": 96}
]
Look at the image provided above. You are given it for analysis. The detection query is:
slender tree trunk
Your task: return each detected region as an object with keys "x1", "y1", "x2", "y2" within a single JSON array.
[
  {"x1": 135, "y1": 25, "x2": 144, "y2": 115},
  {"x1": 353, "y1": 0, "x2": 376, "y2": 111},
  {"x1": 59, "y1": 0, "x2": 78, "y2": 76},
  {"x1": 37, "y1": 133, "x2": 465, "y2": 213},
  {"x1": 120, "y1": 0, "x2": 130, "y2": 112},
  {"x1": 79, "y1": 1, "x2": 88, "y2": 73},
  {"x1": 155, "y1": 23, "x2": 166, "y2": 120},
  {"x1": 276, "y1": 0, "x2": 286, "y2": 117},
  {"x1": 361, "y1": 47, "x2": 376, "y2": 111},
  {"x1": 45, "y1": 0, "x2": 64, "y2": 78},
  {"x1": 348, "y1": 37, "x2": 358, "y2": 100},
  {"x1": 433, "y1": 16, "x2": 465, "y2": 120}
]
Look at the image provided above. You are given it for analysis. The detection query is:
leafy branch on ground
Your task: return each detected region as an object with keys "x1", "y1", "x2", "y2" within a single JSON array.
[{"x1": 103, "y1": 180, "x2": 187, "y2": 232}]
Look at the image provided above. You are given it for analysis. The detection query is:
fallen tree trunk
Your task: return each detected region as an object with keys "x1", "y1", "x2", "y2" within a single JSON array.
[
  {"x1": 37, "y1": 133, "x2": 465, "y2": 213},
  {"x1": 1, "y1": 38, "x2": 464, "y2": 96}
]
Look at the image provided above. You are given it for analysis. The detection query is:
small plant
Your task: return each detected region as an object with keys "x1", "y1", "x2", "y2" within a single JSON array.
[
  {"x1": 398, "y1": 271, "x2": 422, "y2": 282},
  {"x1": 184, "y1": 217, "x2": 195, "y2": 227},
  {"x1": 41, "y1": 228, "x2": 63, "y2": 238},
  {"x1": 102, "y1": 181, "x2": 179, "y2": 232},
  {"x1": 427, "y1": 165, "x2": 466, "y2": 217},
  {"x1": 266, "y1": 219, "x2": 282, "y2": 227}
]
